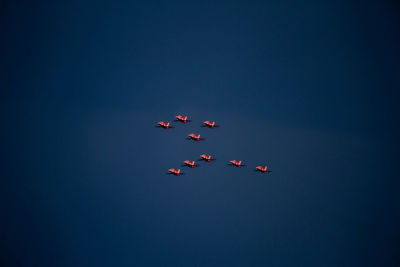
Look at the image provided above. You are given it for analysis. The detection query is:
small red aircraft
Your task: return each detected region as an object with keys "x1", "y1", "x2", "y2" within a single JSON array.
[
  {"x1": 186, "y1": 134, "x2": 205, "y2": 142},
  {"x1": 155, "y1": 121, "x2": 173, "y2": 129},
  {"x1": 167, "y1": 168, "x2": 184, "y2": 176},
  {"x1": 174, "y1": 115, "x2": 191, "y2": 123},
  {"x1": 182, "y1": 160, "x2": 200, "y2": 168},
  {"x1": 255, "y1": 166, "x2": 272, "y2": 173},
  {"x1": 201, "y1": 121, "x2": 219, "y2": 128},
  {"x1": 228, "y1": 160, "x2": 246, "y2": 168},
  {"x1": 198, "y1": 154, "x2": 216, "y2": 162}
]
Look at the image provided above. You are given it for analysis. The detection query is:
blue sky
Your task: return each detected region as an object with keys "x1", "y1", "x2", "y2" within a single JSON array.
[{"x1": 2, "y1": 1, "x2": 399, "y2": 266}]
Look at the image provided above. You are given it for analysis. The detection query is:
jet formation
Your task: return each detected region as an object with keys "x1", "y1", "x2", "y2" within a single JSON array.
[{"x1": 156, "y1": 114, "x2": 272, "y2": 176}]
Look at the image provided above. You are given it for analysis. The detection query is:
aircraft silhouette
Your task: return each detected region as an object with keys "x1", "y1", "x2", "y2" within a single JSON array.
[
  {"x1": 166, "y1": 168, "x2": 184, "y2": 176},
  {"x1": 201, "y1": 121, "x2": 220, "y2": 128},
  {"x1": 255, "y1": 166, "x2": 272, "y2": 173},
  {"x1": 198, "y1": 154, "x2": 216, "y2": 162},
  {"x1": 186, "y1": 134, "x2": 205, "y2": 142},
  {"x1": 174, "y1": 115, "x2": 191, "y2": 124},
  {"x1": 228, "y1": 160, "x2": 246, "y2": 168},
  {"x1": 182, "y1": 160, "x2": 200, "y2": 168},
  {"x1": 155, "y1": 122, "x2": 174, "y2": 130}
]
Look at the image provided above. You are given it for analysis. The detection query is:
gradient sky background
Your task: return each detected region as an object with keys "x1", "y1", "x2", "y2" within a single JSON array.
[{"x1": 2, "y1": 0, "x2": 399, "y2": 266}]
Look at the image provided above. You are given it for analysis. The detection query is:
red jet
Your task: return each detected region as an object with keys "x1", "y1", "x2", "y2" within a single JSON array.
[
  {"x1": 167, "y1": 168, "x2": 184, "y2": 176},
  {"x1": 198, "y1": 154, "x2": 216, "y2": 162},
  {"x1": 186, "y1": 134, "x2": 205, "y2": 142},
  {"x1": 155, "y1": 121, "x2": 174, "y2": 130},
  {"x1": 228, "y1": 160, "x2": 246, "y2": 168},
  {"x1": 255, "y1": 166, "x2": 272, "y2": 173},
  {"x1": 174, "y1": 115, "x2": 191, "y2": 124},
  {"x1": 182, "y1": 160, "x2": 200, "y2": 168},
  {"x1": 201, "y1": 121, "x2": 219, "y2": 128}
]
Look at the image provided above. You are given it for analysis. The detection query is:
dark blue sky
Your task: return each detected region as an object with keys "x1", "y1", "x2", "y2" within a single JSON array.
[{"x1": 2, "y1": 1, "x2": 399, "y2": 266}]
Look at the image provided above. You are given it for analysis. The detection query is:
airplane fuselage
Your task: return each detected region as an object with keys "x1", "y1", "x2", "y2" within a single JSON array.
[
  {"x1": 229, "y1": 160, "x2": 244, "y2": 167},
  {"x1": 256, "y1": 166, "x2": 271, "y2": 173},
  {"x1": 188, "y1": 134, "x2": 201, "y2": 141},
  {"x1": 176, "y1": 115, "x2": 189, "y2": 123},
  {"x1": 158, "y1": 122, "x2": 171, "y2": 129},
  {"x1": 183, "y1": 161, "x2": 196, "y2": 168},
  {"x1": 200, "y1": 154, "x2": 215, "y2": 162},
  {"x1": 203, "y1": 121, "x2": 216, "y2": 128},
  {"x1": 168, "y1": 168, "x2": 182, "y2": 176}
]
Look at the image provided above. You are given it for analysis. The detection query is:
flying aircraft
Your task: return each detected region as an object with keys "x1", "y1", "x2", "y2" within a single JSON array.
[
  {"x1": 228, "y1": 160, "x2": 246, "y2": 168},
  {"x1": 186, "y1": 134, "x2": 205, "y2": 142},
  {"x1": 255, "y1": 166, "x2": 272, "y2": 173},
  {"x1": 155, "y1": 122, "x2": 173, "y2": 130},
  {"x1": 201, "y1": 121, "x2": 220, "y2": 128},
  {"x1": 167, "y1": 168, "x2": 184, "y2": 176},
  {"x1": 182, "y1": 160, "x2": 200, "y2": 168},
  {"x1": 198, "y1": 154, "x2": 216, "y2": 162},
  {"x1": 174, "y1": 115, "x2": 191, "y2": 124}
]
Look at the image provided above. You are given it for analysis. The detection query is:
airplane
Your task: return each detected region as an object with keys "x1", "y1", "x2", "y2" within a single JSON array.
[
  {"x1": 174, "y1": 115, "x2": 191, "y2": 124},
  {"x1": 186, "y1": 134, "x2": 205, "y2": 142},
  {"x1": 201, "y1": 121, "x2": 220, "y2": 128},
  {"x1": 166, "y1": 168, "x2": 184, "y2": 176},
  {"x1": 181, "y1": 160, "x2": 200, "y2": 168},
  {"x1": 255, "y1": 166, "x2": 272, "y2": 173},
  {"x1": 155, "y1": 121, "x2": 174, "y2": 130},
  {"x1": 228, "y1": 160, "x2": 246, "y2": 168},
  {"x1": 198, "y1": 154, "x2": 216, "y2": 162}
]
